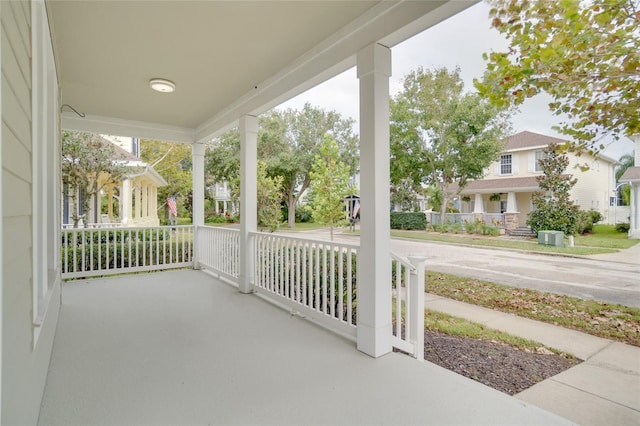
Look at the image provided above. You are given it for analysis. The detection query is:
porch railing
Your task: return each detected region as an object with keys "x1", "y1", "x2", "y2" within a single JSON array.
[
  {"x1": 196, "y1": 225, "x2": 240, "y2": 283},
  {"x1": 250, "y1": 232, "x2": 358, "y2": 340},
  {"x1": 391, "y1": 254, "x2": 425, "y2": 361},
  {"x1": 61, "y1": 225, "x2": 194, "y2": 279}
]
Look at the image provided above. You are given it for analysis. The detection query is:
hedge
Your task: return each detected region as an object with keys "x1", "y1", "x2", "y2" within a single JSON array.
[{"x1": 390, "y1": 212, "x2": 427, "y2": 230}]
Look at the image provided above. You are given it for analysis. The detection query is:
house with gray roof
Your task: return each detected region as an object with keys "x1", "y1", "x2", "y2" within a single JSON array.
[{"x1": 456, "y1": 131, "x2": 619, "y2": 232}]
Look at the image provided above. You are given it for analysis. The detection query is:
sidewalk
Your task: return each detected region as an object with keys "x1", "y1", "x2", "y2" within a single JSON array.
[
  {"x1": 424, "y1": 293, "x2": 640, "y2": 426},
  {"x1": 585, "y1": 241, "x2": 640, "y2": 265}
]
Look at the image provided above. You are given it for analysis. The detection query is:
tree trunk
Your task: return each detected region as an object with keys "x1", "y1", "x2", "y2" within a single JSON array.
[
  {"x1": 439, "y1": 184, "x2": 449, "y2": 226},
  {"x1": 287, "y1": 194, "x2": 296, "y2": 228}
]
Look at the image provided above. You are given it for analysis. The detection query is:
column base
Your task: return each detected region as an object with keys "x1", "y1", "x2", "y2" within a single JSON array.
[{"x1": 357, "y1": 323, "x2": 392, "y2": 358}]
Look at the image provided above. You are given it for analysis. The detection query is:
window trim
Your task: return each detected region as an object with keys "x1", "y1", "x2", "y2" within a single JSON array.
[{"x1": 500, "y1": 154, "x2": 513, "y2": 175}]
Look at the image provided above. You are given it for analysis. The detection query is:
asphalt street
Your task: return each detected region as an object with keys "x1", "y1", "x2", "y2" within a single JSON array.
[{"x1": 282, "y1": 229, "x2": 640, "y2": 308}]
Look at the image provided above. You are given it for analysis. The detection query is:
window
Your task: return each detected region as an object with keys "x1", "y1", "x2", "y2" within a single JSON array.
[
  {"x1": 534, "y1": 150, "x2": 545, "y2": 172},
  {"x1": 32, "y1": 0, "x2": 60, "y2": 342},
  {"x1": 500, "y1": 154, "x2": 512, "y2": 175}
]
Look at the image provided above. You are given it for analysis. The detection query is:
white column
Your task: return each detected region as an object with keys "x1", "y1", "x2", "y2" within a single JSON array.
[
  {"x1": 134, "y1": 183, "x2": 142, "y2": 220},
  {"x1": 473, "y1": 193, "x2": 485, "y2": 213},
  {"x1": 141, "y1": 182, "x2": 148, "y2": 219},
  {"x1": 631, "y1": 184, "x2": 640, "y2": 238},
  {"x1": 121, "y1": 179, "x2": 132, "y2": 225},
  {"x1": 151, "y1": 186, "x2": 158, "y2": 220},
  {"x1": 357, "y1": 43, "x2": 392, "y2": 358},
  {"x1": 239, "y1": 115, "x2": 258, "y2": 294},
  {"x1": 506, "y1": 191, "x2": 518, "y2": 213},
  {"x1": 192, "y1": 143, "x2": 206, "y2": 226}
]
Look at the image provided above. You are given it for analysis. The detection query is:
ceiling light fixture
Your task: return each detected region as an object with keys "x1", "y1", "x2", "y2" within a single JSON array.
[{"x1": 149, "y1": 78, "x2": 176, "y2": 93}]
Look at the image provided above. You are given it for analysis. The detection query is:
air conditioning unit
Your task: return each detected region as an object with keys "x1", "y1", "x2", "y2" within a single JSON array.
[{"x1": 538, "y1": 230, "x2": 564, "y2": 247}]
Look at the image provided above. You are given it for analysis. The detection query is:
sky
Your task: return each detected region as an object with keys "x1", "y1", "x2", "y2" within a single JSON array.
[{"x1": 279, "y1": 2, "x2": 634, "y2": 161}]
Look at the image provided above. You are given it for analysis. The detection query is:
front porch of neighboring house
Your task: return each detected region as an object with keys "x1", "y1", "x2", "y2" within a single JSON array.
[
  {"x1": 454, "y1": 177, "x2": 540, "y2": 233},
  {"x1": 63, "y1": 163, "x2": 167, "y2": 229},
  {"x1": 45, "y1": 227, "x2": 569, "y2": 424}
]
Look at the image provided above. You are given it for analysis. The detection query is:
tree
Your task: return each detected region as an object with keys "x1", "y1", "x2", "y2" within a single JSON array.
[
  {"x1": 206, "y1": 105, "x2": 359, "y2": 228},
  {"x1": 616, "y1": 152, "x2": 635, "y2": 205},
  {"x1": 140, "y1": 139, "x2": 192, "y2": 221},
  {"x1": 267, "y1": 104, "x2": 358, "y2": 228},
  {"x1": 527, "y1": 143, "x2": 580, "y2": 235},
  {"x1": 257, "y1": 161, "x2": 284, "y2": 232},
  {"x1": 62, "y1": 131, "x2": 127, "y2": 228},
  {"x1": 308, "y1": 136, "x2": 351, "y2": 240},
  {"x1": 476, "y1": 0, "x2": 640, "y2": 153},
  {"x1": 390, "y1": 67, "x2": 510, "y2": 224}
]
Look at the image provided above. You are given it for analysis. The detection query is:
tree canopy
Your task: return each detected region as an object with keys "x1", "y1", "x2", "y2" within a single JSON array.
[
  {"x1": 307, "y1": 136, "x2": 351, "y2": 240},
  {"x1": 62, "y1": 131, "x2": 127, "y2": 228},
  {"x1": 140, "y1": 139, "x2": 192, "y2": 220},
  {"x1": 476, "y1": 0, "x2": 640, "y2": 153},
  {"x1": 206, "y1": 104, "x2": 358, "y2": 227},
  {"x1": 390, "y1": 66, "x2": 510, "y2": 222}
]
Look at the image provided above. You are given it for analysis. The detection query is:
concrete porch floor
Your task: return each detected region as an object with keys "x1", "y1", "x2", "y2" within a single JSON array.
[{"x1": 38, "y1": 270, "x2": 571, "y2": 425}]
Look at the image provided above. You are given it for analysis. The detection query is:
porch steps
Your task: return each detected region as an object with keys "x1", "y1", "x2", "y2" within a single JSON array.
[{"x1": 508, "y1": 226, "x2": 536, "y2": 238}]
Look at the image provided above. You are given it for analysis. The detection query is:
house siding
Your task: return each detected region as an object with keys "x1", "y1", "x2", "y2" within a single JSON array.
[{"x1": 1, "y1": 1, "x2": 61, "y2": 424}]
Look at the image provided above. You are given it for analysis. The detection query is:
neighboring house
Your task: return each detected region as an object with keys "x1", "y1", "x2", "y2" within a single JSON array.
[
  {"x1": 210, "y1": 181, "x2": 236, "y2": 215},
  {"x1": 619, "y1": 135, "x2": 640, "y2": 239},
  {"x1": 62, "y1": 135, "x2": 167, "y2": 227},
  {"x1": 456, "y1": 131, "x2": 619, "y2": 231}
]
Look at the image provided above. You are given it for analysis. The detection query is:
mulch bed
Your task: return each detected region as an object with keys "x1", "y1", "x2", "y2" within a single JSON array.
[{"x1": 422, "y1": 330, "x2": 582, "y2": 395}]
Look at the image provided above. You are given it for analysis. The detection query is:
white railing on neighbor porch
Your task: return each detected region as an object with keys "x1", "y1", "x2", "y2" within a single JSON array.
[
  {"x1": 430, "y1": 212, "x2": 505, "y2": 228},
  {"x1": 61, "y1": 225, "x2": 194, "y2": 279},
  {"x1": 196, "y1": 225, "x2": 240, "y2": 283},
  {"x1": 250, "y1": 232, "x2": 358, "y2": 340},
  {"x1": 391, "y1": 254, "x2": 425, "y2": 361}
]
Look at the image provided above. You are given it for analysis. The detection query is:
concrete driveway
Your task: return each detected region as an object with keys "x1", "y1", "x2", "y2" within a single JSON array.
[{"x1": 282, "y1": 229, "x2": 640, "y2": 308}]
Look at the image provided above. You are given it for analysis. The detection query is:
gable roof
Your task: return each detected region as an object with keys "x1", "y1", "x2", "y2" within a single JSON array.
[
  {"x1": 620, "y1": 167, "x2": 640, "y2": 182},
  {"x1": 505, "y1": 131, "x2": 566, "y2": 151}
]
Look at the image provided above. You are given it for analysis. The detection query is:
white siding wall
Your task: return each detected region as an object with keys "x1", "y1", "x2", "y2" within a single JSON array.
[
  {"x1": 1, "y1": 1, "x2": 61, "y2": 423},
  {"x1": 567, "y1": 153, "x2": 616, "y2": 223}
]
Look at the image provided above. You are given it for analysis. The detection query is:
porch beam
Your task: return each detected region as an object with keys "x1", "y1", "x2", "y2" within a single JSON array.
[
  {"x1": 192, "y1": 143, "x2": 206, "y2": 227},
  {"x1": 356, "y1": 43, "x2": 392, "y2": 358},
  {"x1": 239, "y1": 115, "x2": 258, "y2": 293}
]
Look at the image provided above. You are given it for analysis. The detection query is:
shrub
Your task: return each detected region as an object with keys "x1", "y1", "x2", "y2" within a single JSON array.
[
  {"x1": 390, "y1": 212, "x2": 427, "y2": 230},
  {"x1": 575, "y1": 209, "x2": 604, "y2": 234},
  {"x1": 615, "y1": 222, "x2": 631, "y2": 233}
]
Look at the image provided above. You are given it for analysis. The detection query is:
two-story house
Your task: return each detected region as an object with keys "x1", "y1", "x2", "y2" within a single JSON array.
[{"x1": 457, "y1": 131, "x2": 618, "y2": 232}]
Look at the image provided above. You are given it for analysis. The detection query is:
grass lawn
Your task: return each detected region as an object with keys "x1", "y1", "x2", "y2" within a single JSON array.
[
  {"x1": 426, "y1": 270, "x2": 640, "y2": 347},
  {"x1": 423, "y1": 310, "x2": 566, "y2": 355},
  {"x1": 391, "y1": 224, "x2": 637, "y2": 255}
]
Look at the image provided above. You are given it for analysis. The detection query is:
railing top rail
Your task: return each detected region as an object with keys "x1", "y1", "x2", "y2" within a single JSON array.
[
  {"x1": 391, "y1": 252, "x2": 416, "y2": 271},
  {"x1": 248, "y1": 231, "x2": 359, "y2": 250},
  {"x1": 62, "y1": 225, "x2": 194, "y2": 232}
]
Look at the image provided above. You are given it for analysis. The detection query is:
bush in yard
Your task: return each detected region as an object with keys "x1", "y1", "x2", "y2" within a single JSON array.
[
  {"x1": 527, "y1": 144, "x2": 580, "y2": 236},
  {"x1": 616, "y1": 222, "x2": 631, "y2": 233},
  {"x1": 575, "y1": 209, "x2": 604, "y2": 234},
  {"x1": 390, "y1": 212, "x2": 427, "y2": 230}
]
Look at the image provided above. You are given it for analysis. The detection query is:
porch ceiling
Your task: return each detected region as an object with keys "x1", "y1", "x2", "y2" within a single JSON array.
[{"x1": 47, "y1": 1, "x2": 475, "y2": 143}]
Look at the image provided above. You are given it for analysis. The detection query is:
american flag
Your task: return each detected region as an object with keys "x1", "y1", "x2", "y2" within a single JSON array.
[
  {"x1": 167, "y1": 196, "x2": 178, "y2": 217},
  {"x1": 352, "y1": 200, "x2": 360, "y2": 218}
]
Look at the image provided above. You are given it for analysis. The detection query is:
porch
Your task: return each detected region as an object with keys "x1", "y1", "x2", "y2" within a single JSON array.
[{"x1": 39, "y1": 269, "x2": 569, "y2": 425}]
